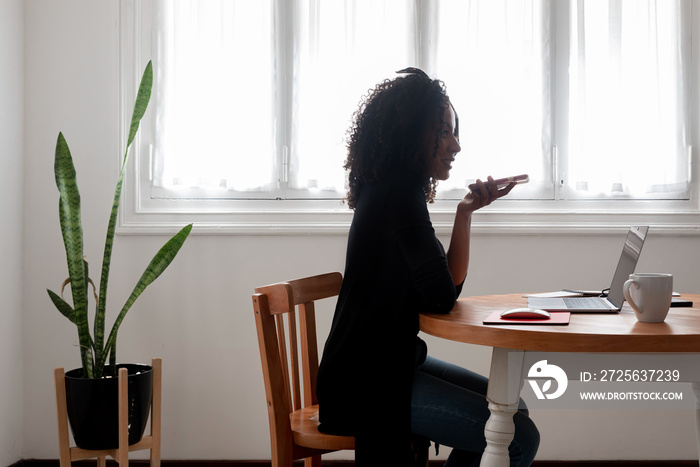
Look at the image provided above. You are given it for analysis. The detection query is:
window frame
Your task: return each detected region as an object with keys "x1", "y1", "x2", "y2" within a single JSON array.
[{"x1": 118, "y1": 0, "x2": 700, "y2": 236}]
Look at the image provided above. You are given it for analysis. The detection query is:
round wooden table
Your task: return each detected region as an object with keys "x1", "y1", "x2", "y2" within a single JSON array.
[{"x1": 420, "y1": 293, "x2": 700, "y2": 466}]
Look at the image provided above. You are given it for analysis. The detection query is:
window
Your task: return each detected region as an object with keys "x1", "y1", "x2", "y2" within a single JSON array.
[
  {"x1": 120, "y1": 0, "x2": 699, "y2": 235},
  {"x1": 563, "y1": 1, "x2": 690, "y2": 200},
  {"x1": 152, "y1": 1, "x2": 277, "y2": 196}
]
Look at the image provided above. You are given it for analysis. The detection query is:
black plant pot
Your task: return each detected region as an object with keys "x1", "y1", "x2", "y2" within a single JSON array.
[{"x1": 64, "y1": 363, "x2": 153, "y2": 450}]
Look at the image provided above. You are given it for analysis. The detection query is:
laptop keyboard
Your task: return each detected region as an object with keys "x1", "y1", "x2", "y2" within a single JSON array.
[{"x1": 563, "y1": 297, "x2": 608, "y2": 309}]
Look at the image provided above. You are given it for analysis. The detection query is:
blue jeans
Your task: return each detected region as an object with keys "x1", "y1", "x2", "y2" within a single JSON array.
[{"x1": 411, "y1": 356, "x2": 540, "y2": 466}]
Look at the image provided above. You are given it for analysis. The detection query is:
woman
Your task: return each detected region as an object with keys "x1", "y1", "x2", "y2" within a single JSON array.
[{"x1": 316, "y1": 68, "x2": 539, "y2": 466}]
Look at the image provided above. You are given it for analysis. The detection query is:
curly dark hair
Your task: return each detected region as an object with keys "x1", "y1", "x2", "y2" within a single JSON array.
[{"x1": 343, "y1": 69, "x2": 456, "y2": 209}]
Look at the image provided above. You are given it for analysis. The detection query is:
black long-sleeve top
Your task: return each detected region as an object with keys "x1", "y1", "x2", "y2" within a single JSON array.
[{"x1": 316, "y1": 169, "x2": 463, "y2": 456}]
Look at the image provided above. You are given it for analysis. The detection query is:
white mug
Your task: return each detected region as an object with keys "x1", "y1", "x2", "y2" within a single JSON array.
[{"x1": 623, "y1": 273, "x2": 673, "y2": 323}]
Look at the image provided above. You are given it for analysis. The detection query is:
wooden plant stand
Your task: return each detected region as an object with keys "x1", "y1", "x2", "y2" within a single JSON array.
[{"x1": 54, "y1": 357, "x2": 162, "y2": 467}]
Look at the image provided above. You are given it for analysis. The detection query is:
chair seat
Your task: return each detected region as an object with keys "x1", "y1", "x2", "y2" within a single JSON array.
[{"x1": 290, "y1": 405, "x2": 355, "y2": 451}]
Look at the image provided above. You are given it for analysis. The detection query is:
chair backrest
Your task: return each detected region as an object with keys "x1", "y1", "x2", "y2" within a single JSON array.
[{"x1": 252, "y1": 272, "x2": 343, "y2": 454}]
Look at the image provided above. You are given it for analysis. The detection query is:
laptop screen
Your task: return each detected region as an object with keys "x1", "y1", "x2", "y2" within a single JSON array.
[{"x1": 607, "y1": 226, "x2": 649, "y2": 307}]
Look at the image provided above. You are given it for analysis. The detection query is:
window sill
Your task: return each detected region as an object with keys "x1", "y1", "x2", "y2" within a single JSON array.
[{"x1": 117, "y1": 197, "x2": 700, "y2": 236}]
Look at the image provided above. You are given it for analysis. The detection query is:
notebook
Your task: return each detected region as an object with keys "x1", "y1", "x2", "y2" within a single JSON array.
[{"x1": 527, "y1": 226, "x2": 649, "y2": 312}]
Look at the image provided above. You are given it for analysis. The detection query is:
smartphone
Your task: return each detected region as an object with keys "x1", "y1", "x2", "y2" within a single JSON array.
[
  {"x1": 671, "y1": 297, "x2": 694, "y2": 307},
  {"x1": 468, "y1": 174, "x2": 529, "y2": 191}
]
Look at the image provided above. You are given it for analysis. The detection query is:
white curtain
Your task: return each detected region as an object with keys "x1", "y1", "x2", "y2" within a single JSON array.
[
  {"x1": 153, "y1": 0, "x2": 277, "y2": 192},
  {"x1": 433, "y1": 0, "x2": 551, "y2": 198},
  {"x1": 290, "y1": 0, "x2": 416, "y2": 194},
  {"x1": 153, "y1": 0, "x2": 414, "y2": 196},
  {"x1": 566, "y1": 0, "x2": 688, "y2": 198},
  {"x1": 150, "y1": 0, "x2": 689, "y2": 200}
]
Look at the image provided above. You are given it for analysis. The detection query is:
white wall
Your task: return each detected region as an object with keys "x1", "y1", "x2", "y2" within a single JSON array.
[
  {"x1": 0, "y1": 0, "x2": 24, "y2": 465},
  {"x1": 20, "y1": 0, "x2": 700, "y2": 462}
]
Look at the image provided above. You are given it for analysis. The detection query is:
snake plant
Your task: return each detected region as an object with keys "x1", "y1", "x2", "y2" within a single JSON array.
[{"x1": 47, "y1": 61, "x2": 192, "y2": 379}]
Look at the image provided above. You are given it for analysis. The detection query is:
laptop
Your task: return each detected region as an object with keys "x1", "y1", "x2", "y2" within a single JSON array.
[{"x1": 527, "y1": 226, "x2": 649, "y2": 312}]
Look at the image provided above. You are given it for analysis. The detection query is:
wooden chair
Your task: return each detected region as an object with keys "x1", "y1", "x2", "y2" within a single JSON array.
[
  {"x1": 253, "y1": 272, "x2": 432, "y2": 466},
  {"x1": 253, "y1": 272, "x2": 353, "y2": 467}
]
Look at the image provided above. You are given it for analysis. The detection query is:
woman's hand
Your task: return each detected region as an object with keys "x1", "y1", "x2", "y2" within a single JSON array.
[
  {"x1": 457, "y1": 176, "x2": 515, "y2": 217},
  {"x1": 446, "y1": 176, "x2": 514, "y2": 284}
]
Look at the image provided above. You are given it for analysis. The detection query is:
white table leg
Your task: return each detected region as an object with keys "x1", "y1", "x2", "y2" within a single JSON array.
[
  {"x1": 693, "y1": 382, "x2": 700, "y2": 466},
  {"x1": 481, "y1": 348, "x2": 526, "y2": 467}
]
